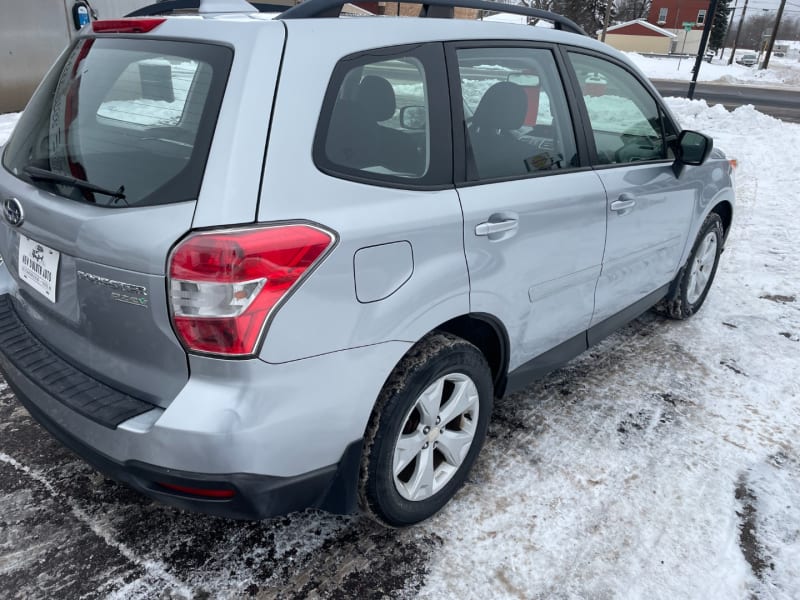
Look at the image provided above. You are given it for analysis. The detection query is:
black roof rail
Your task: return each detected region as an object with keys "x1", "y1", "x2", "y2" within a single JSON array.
[
  {"x1": 276, "y1": 0, "x2": 587, "y2": 36},
  {"x1": 126, "y1": 0, "x2": 290, "y2": 18}
]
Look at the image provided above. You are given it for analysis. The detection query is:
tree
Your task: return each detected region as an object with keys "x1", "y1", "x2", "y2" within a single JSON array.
[
  {"x1": 554, "y1": 0, "x2": 616, "y2": 35},
  {"x1": 709, "y1": 0, "x2": 733, "y2": 52},
  {"x1": 615, "y1": 0, "x2": 652, "y2": 23}
]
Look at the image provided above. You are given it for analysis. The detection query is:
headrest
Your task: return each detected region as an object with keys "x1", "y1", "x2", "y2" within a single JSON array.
[
  {"x1": 357, "y1": 75, "x2": 397, "y2": 123},
  {"x1": 473, "y1": 81, "x2": 527, "y2": 131}
]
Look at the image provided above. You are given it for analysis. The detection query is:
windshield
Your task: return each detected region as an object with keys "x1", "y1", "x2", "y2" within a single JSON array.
[{"x1": 2, "y1": 37, "x2": 232, "y2": 207}]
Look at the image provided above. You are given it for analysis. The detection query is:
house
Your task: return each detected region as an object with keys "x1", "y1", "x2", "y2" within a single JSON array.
[
  {"x1": 599, "y1": 19, "x2": 676, "y2": 54},
  {"x1": 647, "y1": 0, "x2": 710, "y2": 55}
]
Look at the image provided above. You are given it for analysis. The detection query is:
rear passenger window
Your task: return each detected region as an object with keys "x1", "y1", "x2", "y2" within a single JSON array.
[
  {"x1": 568, "y1": 53, "x2": 673, "y2": 165},
  {"x1": 455, "y1": 47, "x2": 578, "y2": 181},
  {"x1": 319, "y1": 57, "x2": 428, "y2": 179}
]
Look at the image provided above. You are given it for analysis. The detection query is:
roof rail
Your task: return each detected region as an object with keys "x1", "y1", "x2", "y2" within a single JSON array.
[
  {"x1": 126, "y1": 0, "x2": 291, "y2": 18},
  {"x1": 276, "y1": 0, "x2": 587, "y2": 36}
]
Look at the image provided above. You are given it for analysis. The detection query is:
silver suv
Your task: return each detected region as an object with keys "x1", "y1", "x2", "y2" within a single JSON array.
[{"x1": 0, "y1": 0, "x2": 734, "y2": 526}]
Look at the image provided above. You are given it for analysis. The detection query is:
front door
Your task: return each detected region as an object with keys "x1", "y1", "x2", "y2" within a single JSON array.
[
  {"x1": 565, "y1": 51, "x2": 695, "y2": 326},
  {"x1": 448, "y1": 44, "x2": 608, "y2": 370}
]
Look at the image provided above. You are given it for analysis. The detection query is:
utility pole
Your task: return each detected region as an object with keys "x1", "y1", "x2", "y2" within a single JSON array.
[
  {"x1": 720, "y1": 0, "x2": 737, "y2": 61},
  {"x1": 728, "y1": 0, "x2": 748, "y2": 65},
  {"x1": 761, "y1": 0, "x2": 787, "y2": 69},
  {"x1": 600, "y1": 1, "x2": 613, "y2": 42},
  {"x1": 688, "y1": 0, "x2": 719, "y2": 99}
]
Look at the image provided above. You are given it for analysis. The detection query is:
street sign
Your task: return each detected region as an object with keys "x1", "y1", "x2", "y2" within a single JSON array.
[{"x1": 683, "y1": 22, "x2": 695, "y2": 31}]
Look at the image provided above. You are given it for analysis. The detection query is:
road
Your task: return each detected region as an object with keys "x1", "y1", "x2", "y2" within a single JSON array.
[{"x1": 652, "y1": 80, "x2": 800, "y2": 123}]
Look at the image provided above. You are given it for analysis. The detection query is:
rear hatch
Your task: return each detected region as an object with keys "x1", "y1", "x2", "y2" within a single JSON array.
[{"x1": 0, "y1": 33, "x2": 234, "y2": 407}]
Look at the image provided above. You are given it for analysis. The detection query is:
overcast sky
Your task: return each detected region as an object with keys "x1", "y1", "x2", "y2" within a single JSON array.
[{"x1": 734, "y1": 0, "x2": 800, "y2": 17}]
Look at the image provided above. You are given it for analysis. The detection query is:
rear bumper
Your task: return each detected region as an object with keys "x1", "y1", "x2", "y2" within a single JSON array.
[
  {"x1": 0, "y1": 292, "x2": 408, "y2": 519},
  {"x1": 1, "y1": 345, "x2": 361, "y2": 519},
  {"x1": 3, "y1": 356, "x2": 361, "y2": 519}
]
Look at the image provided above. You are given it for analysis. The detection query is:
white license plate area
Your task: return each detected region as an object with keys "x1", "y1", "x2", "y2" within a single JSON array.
[{"x1": 18, "y1": 234, "x2": 60, "y2": 302}]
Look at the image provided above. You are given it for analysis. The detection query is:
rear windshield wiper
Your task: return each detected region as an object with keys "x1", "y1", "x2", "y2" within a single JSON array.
[{"x1": 23, "y1": 166, "x2": 126, "y2": 201}]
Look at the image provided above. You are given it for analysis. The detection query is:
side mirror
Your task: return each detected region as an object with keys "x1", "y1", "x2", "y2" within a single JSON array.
[
  {"x1": 672, "y1": 130, "x2": 713, "y2": 177},
  {"x1": 399, "y1": 106, "x2": 427, "y2": 130}
]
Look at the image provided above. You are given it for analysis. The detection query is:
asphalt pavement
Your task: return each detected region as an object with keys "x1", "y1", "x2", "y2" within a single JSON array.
[{"x1": 652, "y1": 80, "x2": 800, "y2": 123}]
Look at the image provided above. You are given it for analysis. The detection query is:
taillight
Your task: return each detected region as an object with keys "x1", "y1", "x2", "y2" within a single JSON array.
[
  {"x1": 92, "y1": 18, "x2": 166, "y2": 33},
  {"x1": 168, "y1": 224, "x2": 335, "y2": 357}
]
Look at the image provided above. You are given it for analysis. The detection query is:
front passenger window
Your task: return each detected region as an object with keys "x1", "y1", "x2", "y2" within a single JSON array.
[{"x1": 568, "y1": 53, "x2": 671, "y2": 165}]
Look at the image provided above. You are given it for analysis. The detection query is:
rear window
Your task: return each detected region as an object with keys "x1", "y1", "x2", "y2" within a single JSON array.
[{"x1": 2, "y1": 37, "x2": 232, "y2": 207}]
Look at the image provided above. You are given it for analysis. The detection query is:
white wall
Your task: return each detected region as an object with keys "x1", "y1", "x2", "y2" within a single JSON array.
[{"x1": 0, "y1": 0, "x2": 151, "y2": 113}]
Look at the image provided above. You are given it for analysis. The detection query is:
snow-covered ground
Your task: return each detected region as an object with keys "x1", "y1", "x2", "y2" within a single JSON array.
[
  {"x1": 1, "y1": 97, "x2": 799, "y2": 599},
  {"x1": 627, "y1": 50, "x2": 800, "y2": 88}
]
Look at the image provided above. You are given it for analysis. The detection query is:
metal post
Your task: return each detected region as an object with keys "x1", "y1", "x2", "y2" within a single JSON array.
[
  {"x1": 720, "y1": 0, "x2": 737, "y2": 61},
  {"x1": 688, "y1": 0, "x2": 720, "y2": 99},
  {"x1": 728, "y1": 0, "x2": 748, "y2": 65},
  {"x1": 761, "y1": 0, "x2": 787, "y2": 70}
]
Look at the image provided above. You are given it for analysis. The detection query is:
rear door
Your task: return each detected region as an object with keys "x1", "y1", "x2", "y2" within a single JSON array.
[
  {"x1": 564, "y1": 50, "x2": 694, "y2": 328},
  {"x1": 448, "y1": 43, "x2": 608, "y2": 370},
  {"x1": 0, "y1": 34, "x2": 235, "y2": 406}
]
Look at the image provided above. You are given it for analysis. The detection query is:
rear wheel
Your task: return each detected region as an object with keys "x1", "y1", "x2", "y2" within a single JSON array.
[
  {"x1": 359, "y1": 332, "x2": 493, "y2": 526},
  {"x1": 663, "y1": 213, "x2": 724, "y2": 320}
]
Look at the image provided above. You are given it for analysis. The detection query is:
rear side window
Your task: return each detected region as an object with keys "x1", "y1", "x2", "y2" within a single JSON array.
[
  {"x1": 454, "y1": 47, "x2": 578, "y2": 182},
  {"x1": 314, "y1": 44, "x2": 451, "y2": 188},
  {"x1": 2, "y1": 38, "x2": 232, "y2": 207}
]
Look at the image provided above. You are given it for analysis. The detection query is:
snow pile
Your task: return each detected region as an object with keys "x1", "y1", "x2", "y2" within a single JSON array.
[{"x1": 626, "y1": 51, "x2": 800, "y2": 88}]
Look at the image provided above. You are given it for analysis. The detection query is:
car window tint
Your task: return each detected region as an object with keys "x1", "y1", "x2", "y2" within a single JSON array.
[
  {"x1": 97, "y1": 59, "x2": 200, "y2": 128},
  {"x1": 568, "y1": 53, "x2": 669, "y2": 165},
  {"x1": 456, "y1": 47, "x2": 578, "y2": 182},
  {"x1": 322, "y1": 57, "x2": 430, "y2": 179},
  {"x1": 2, "y1": 38, "x2": 231, "y2": 207}
]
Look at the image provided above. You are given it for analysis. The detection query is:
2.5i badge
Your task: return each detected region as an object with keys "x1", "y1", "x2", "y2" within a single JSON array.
[{"x1": 18, "y1": 234, "x2": 60, "y2": 302}]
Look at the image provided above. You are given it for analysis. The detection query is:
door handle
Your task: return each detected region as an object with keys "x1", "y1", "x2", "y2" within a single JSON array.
[
  {"x1": 475, "y1": 218, "x2": 518, "y2": 236},
  {"x1": 610, "y1": 197, "x2": 636, "y2": 212}
]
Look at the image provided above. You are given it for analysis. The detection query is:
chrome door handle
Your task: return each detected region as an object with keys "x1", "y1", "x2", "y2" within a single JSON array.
[
  {"x1": 610, "y1": 198, "x2": 636, "y2": 212},
  {"x1": 475, "y1": 219, "x2": 518, "y2": 236}
]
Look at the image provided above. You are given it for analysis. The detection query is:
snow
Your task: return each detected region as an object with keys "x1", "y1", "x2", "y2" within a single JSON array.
[
  {"x1": 1, "y1": 93, "x2": 799, "y2": 598},
  {"x1": 626, "y1": 51, "x2": 800, "y2": 88}
]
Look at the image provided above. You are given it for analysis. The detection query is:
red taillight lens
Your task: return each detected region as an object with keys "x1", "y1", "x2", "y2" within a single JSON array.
[
  {"x1": 92, "y1": 18, "x2": 166, "y2": 33},
  {"x1": 169, "y1": 224, "x2": 334, "y2": 357}
]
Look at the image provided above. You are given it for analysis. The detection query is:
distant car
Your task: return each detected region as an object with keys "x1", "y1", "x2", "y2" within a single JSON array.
[
  {"x1": 704, "y1": 50, "x2": 714, "y2": 63},
  {"x1": 737, "y1": 53, "x2": 758, "y2": 67}
]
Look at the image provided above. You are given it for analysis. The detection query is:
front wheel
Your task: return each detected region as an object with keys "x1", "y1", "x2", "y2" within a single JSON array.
[
  {"x1": 663, "y1": 213, "x2": 724, "y2": 320},
  {"x1": 359, "y1": 332, "x2": 493, "y2": 527}
]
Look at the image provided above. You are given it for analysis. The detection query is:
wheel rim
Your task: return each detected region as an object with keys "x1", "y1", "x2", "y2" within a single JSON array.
[
  {"x1": 686, "y1": 231, "x2": 718, "y2": 305},
  {"x1": 392, "y1": 373, "x2": 480, "y2": 502}
]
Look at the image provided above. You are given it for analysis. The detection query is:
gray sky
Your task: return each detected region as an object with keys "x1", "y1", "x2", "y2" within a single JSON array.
[{"x1": 736, "y1": 0, "x2": 800, "y2": 17}]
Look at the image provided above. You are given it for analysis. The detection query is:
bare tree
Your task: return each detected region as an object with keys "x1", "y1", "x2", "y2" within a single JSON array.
[{"x1": 615, "y1": 0, "x2": 651, "y2": 22}]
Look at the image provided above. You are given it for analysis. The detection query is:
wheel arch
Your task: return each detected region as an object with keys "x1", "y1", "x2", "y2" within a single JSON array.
[
  {"x1": 434, "y1": 313, "x2": 510, "y2": 398},
  {"x1": 710, "y1": 200, "x2": 733, "y2": 243}
]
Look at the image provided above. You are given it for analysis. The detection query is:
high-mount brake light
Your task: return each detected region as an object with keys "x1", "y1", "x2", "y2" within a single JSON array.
[
  {"x1": 92, "y1": 18, "x2": 166, "y2": 33},
  {"x1": 168, "y1": 224, "x2": 335, "y2": 357}
]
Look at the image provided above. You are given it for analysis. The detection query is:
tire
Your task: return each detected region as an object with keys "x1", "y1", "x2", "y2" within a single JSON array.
[
  {"x1": 359, "y1": 332, "x2": 493, "y2": 527},
  {"x1": 663, "y1": 213, "x2": 724, "y2": 320}
]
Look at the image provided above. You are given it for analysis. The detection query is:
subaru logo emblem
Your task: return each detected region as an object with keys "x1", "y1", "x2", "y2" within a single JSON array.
[{"x1": 3, "y1": 198, "x2": 24, "y2": 227}]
